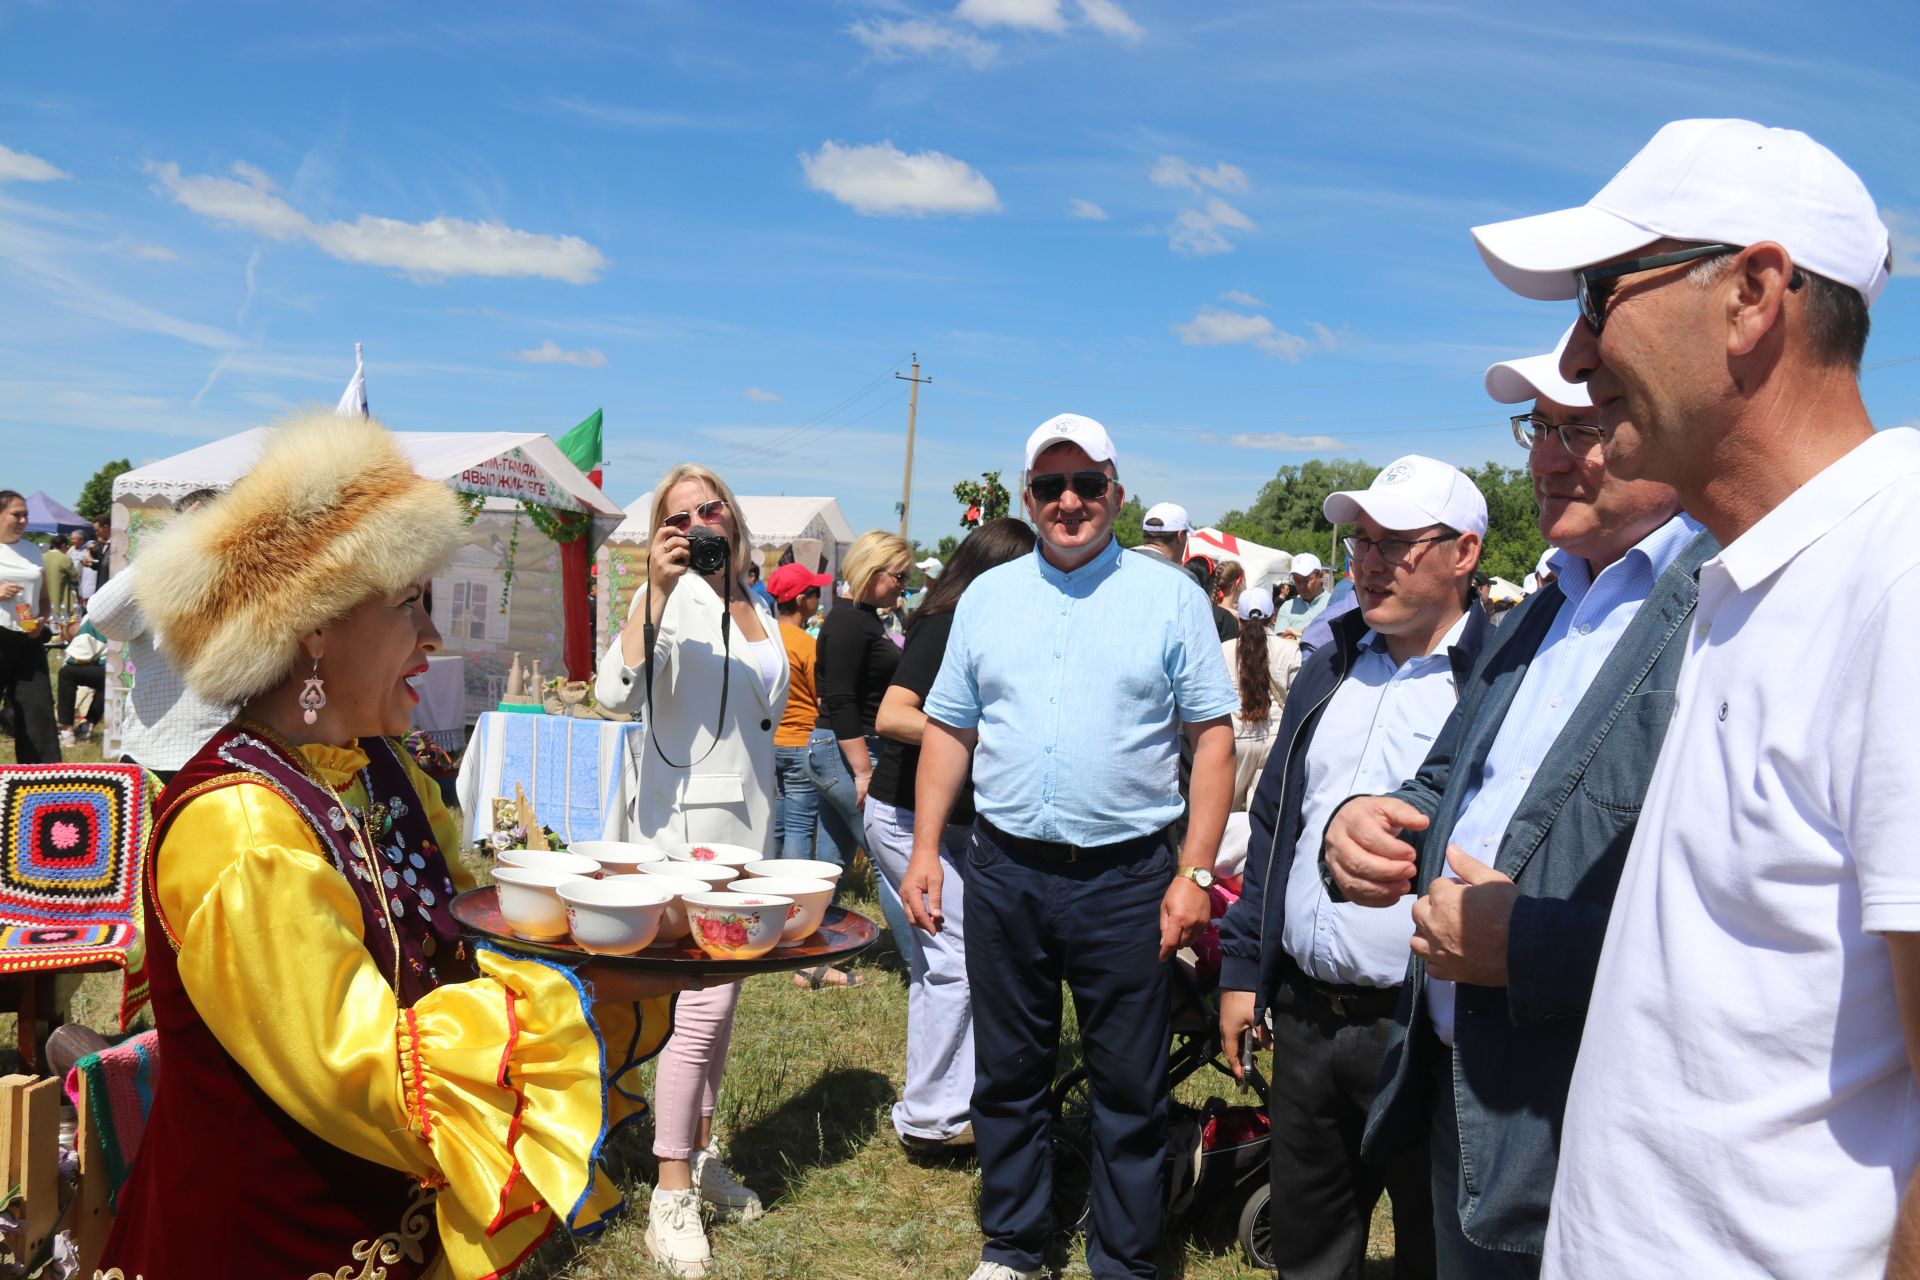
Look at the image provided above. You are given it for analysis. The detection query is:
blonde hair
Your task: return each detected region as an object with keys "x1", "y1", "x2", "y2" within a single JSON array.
[
  {"x1": 842, "y1": 530, "x2": 912, "y2": 601},
  {"x1": 649, "y1": 463, "x2": 753, "y2": 579}
]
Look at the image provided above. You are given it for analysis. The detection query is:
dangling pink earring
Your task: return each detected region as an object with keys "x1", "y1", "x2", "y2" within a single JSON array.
[{"x1": 299, "y1": 655, "x2": 327, "y2": 725}]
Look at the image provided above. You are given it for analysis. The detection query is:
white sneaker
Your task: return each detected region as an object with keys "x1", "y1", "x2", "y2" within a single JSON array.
[
  {"x1": 966, "y1": 1263, "x2": 1042, "y2": 1280},
  {"x1": 645, "y1": 1189, "x2": 711, "y2": 1278},
  {"x1": 692, "y1": 1140, "x2": 764, "y2": 1222}
]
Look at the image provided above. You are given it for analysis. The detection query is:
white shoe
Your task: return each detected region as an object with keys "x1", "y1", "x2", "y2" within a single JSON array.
[
  {"x1": 645, "y1": 1189, "x2": 711, "y2": 1278},
  {"x1": 692, "y1": 1140, "x2": 764, "y2": 1222},
  {"x1": 966, "y1": 1263, "x2": 1042, "y2": 1280}
]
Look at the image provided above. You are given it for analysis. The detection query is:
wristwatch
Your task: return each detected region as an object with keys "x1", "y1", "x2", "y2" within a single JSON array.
[{"x1": 1176, "y1": 866, "x2": 1217, "y2": 890}]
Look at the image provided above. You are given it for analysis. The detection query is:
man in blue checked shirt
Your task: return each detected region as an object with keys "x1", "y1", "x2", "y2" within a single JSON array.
[
  {"x1": 900, "y1": 412, "x2": 1237, "y2": 1280},
  {"x1": 1318, "y1": 326, "x2": 1713, "y2": 1278}
]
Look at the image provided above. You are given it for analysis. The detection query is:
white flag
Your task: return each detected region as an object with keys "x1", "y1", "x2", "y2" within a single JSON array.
[{"x1": 335, "y1": 342, "x2": 368, "y2": 417}]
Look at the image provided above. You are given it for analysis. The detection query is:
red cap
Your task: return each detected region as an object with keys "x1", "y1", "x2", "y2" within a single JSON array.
[{"x1": 767, "y1": 563, "x2": 833, "y2": 602}]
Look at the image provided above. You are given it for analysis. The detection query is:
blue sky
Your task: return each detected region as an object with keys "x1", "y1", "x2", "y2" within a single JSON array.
[{"x1": 4, "y1": 0, "x2": 1918, "y2": 538}]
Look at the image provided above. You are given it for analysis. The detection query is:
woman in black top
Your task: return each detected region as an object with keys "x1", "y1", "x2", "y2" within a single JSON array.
[
  {"x1": 863, "y1": 518, "x2": 1036, "y2": 1152},
  {"x1": 802, "y1": 529, "x2": 914, "y2": 985}
]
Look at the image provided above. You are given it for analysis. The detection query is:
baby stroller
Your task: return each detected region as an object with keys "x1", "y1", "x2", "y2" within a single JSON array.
[{"x1": 1049, "y1": 882, "x2": 1274, "y2": 1267}]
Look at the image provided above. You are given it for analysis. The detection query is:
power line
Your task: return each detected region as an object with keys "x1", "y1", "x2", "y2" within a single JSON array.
[{"x1": 707, "y1": 353, "x2": 910, "y2": 470}]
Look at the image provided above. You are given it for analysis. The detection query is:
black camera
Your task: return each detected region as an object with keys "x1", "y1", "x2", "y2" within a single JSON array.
[{"x1": 685, "y1": 526, "x2": 730, "y2": 576}]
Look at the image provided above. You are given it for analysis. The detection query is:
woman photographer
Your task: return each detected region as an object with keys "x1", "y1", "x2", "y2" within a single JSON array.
[
  {"x1": 864, "y1": 517, "x2": 1034, "y2": 1154},
  {"x1": 596, "y1": 463, "x2": 786, "y2": 1277}
]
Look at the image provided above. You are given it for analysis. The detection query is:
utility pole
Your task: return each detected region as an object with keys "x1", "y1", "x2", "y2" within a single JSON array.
[{"x1": 896, "y1": 354, "x2": 931, "y2": 543}]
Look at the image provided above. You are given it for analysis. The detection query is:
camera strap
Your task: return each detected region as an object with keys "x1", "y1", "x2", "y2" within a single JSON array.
[{"x1": 640, "y1": 572, "x2": 731, "y2": 770}]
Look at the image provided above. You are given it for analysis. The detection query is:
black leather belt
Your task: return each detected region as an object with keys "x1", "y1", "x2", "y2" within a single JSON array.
[
  {"x1": 977, "y1": 817, "x2": 1166, "y2": 865},
  {"x1": 1276, "y1": 956, "x2": 1402, "y2": 1021}
]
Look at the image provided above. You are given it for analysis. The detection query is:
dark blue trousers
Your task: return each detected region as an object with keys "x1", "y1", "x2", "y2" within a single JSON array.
[{"x1": 964, "y1": 820, "x2": 1174, "y2": 1279}]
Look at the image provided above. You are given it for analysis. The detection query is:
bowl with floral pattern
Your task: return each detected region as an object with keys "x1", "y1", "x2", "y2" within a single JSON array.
[
  {"x1": 608, "y1": 872, "x2": 709, "y2": 943},
  {"x1": 666, "y1": 841, "x2": 764, "y2": 868},
  {"x1": 568, "y1": 840, "x2": 668, "y2": 875},
  {"x1": 683, "y1": 890, "x2": 795, "y2": 961},
  {"x1": 734, "y1": 875, "x2": 835, "y2": 945},
  {"x1": 558, "y1": 876, "x2": 676, "y2": 955}
]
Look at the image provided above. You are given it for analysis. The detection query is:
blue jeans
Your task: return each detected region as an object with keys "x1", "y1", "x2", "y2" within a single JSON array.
[
  {"x1": 804, "y1": 727, "x2": 916, "y2": 969},
  {"x1": 773, "y1": 744, "x2": 825, "y2": 860}
]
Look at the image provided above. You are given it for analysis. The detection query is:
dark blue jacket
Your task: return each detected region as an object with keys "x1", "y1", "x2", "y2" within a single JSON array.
[
  {"x1": 1360, "y1": 530, "x2": 1717, "y2": 1256},
  {"x1": 1217, "y1": 600, "x2": 1491, "y2": 1004}
]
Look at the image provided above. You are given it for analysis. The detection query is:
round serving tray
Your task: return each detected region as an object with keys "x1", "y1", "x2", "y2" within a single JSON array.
[{"x1": 450, "y1": 886, "x2": 879, "y2": 977}]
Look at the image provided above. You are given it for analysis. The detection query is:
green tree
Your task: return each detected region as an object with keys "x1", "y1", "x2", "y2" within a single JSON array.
[
  {"x1": 1112, "y1": 495, "x2": 1145, "y2": 548},
  {"x1": 76, "y1": 458, "x2": 132, "y2": 522},
  {"x1": 952, "y1": 470, "x2": 1010, "y2": 527},
  {"x1": 1461, "y1": 461, "x2": 1547, "y2": 583}
]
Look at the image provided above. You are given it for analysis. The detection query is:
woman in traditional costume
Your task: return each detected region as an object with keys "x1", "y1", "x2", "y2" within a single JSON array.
[{"x1": 98, "y1": 412, "x2": 684, "y2": 1280}]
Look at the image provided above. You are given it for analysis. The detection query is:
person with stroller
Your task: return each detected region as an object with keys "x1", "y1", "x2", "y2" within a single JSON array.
[{"x1": 1218, "y1": 456, "x2": 1492, "y2": 1280}]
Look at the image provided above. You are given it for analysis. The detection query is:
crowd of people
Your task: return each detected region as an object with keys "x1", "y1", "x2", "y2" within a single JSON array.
[{"x1": 0, "y1": 115, "x2": 1911, "y2": 1280}]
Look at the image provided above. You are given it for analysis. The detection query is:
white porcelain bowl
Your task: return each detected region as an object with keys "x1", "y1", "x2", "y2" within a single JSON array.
[
  {"x1": 609, "y1": 872, "x2": 709, "y2": 943},
  {"x1": 684, "y1": 890, "x2": 794, "y2": 961},
  {"x1": 739, "y1": 858, "x2": 843, "y2": 884},
  {"x1": 667, "y1": 841, "x2": 765, "y2": 868},
  {"x1": 637, "y1": 860, "x2": 739, "y2": 890},
  {"x1": 497, "y1": 848, "x2": 603, "y2": 878},
  {"x1": 492, "y1": 866, "x2": 585, "y2": 941},
  {"x1": 559, "y1": 877, "x2": 676, "y2": 955},
  {"x1": 738, "y1": 875, "x2": 835, "y2": 944},
  {"x1": 567, "y1": 840, "x2": 668, "y2": 875}
]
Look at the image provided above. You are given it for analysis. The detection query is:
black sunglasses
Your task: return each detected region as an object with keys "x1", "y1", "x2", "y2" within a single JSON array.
[
  {"x1": 662, "y1": 498, "x2": 728, "y2": 531},
  {"x1": 1027, "y1": 470, "x2": 1113, "y2": 503},
  {"x1": 1576, "y1": 243, "x2": 1802, "y2": 335}
]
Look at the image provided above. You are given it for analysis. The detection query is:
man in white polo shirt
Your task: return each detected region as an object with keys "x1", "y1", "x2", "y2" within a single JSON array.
[{"x1": 1473, "y1": 118, "x2": 1909, "y2": 1279}]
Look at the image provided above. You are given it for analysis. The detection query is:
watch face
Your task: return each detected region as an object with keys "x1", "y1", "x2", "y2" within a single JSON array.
[{"x1": 1185, "y1": 867, "x2": 1215, "y2": 889}]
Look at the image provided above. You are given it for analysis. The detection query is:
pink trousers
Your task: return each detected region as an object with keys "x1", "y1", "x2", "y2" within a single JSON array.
[{"x1": 651, "y1": 979, "x2": 741, "y2": 1161}]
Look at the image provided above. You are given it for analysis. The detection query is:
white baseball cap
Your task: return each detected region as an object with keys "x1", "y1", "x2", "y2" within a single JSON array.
[
  {"x1": 1323, "y1": 455, "x2": 1489, "y2": 538},
  {"x1": 1472, "y1": 118, "x2": 1891, "y2": 305},
  {"x1": 1236, "y1": 586, "x2": 1276, "y2": 621},
  {"x1": 1142, "y1": 501, "x2": 1191, "y2": 534},
  {"x1": 1485, "y1": 322, "x2": 1593, "y2": 408},
  {"x1": 1024, "y1": 412, "x2": 1118, "y2": 473},
  {"x1": 915, "y1": 556, "x2": 942, "y2": 576},
  {"x1": 1290, "y1": 552, "x2": 1324, "y2": 578}
]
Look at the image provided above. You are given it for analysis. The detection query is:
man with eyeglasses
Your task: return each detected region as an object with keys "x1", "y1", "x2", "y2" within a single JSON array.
[
  {"x1": 1275, "y1": 551, "x2": 1331, "y2": 637},
  {"x1": 1317, "y1": 323, "x2": 1710, "y2": 1278},
  {"x1": 1217, "y1": 454, "x2": 1490, "y2": 1280},
  {"x1": 901, "y1": 413, "x2": 1237, "y2": 1280},
  {"x1": 1472, "y1": 119, "x2": 1909, "y2": 1280}
]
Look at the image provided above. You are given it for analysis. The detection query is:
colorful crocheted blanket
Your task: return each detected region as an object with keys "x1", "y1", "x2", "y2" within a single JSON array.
[
  {"x1": 63, "y1": 1029, "x2": 160, "y2": 1212},
  {"x1": 0, "y1": 763, "x2": 150, "y2": 1027}
]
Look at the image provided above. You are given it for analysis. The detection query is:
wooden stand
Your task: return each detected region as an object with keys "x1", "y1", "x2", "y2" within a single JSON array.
[{"x1": 0, "y1": 1074, "x2": 113, "y2": 1277}]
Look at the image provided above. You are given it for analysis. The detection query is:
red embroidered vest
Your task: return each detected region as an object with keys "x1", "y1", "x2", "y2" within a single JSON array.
[{"x1": 100, "y1": 722, "x2": 477, "y2": 1279}]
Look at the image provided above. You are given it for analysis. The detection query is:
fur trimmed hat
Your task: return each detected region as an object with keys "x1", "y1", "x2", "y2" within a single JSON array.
[{"x1": 135, "y1": 411, "x2": 465, "y2": 708}]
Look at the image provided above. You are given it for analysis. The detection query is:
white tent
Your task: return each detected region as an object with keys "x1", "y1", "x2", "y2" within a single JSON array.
[
  {"x1": 107, "y1": 429, "x2": 625, "y2": 743},
  {"x1": 597, "y1": 493, "x2": 855, "y2": 636},
  {"x1": 1187, "y1": 527, "x2": 1296, "y2": 589}
]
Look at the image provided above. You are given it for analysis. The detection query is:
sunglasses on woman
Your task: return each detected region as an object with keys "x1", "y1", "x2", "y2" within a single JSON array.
[
  {"x1": 1027, "y1": 471, "x2": 1113, "y2": 503},
  {"x1": 662, "y1": 498, "x2": 728, "y2": 531}
]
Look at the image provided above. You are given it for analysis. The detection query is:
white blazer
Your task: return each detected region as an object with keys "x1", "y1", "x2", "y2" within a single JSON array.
[{"x1": 595, "y1": 574, "x2": 790, "y2": 853}]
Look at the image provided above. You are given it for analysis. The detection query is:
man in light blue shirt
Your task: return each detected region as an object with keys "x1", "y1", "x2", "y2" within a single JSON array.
[
  {"x1": 1276, "y1": 550, "x2": 1331, "y2": 636},
  {"x1": 901, "y1": 412, "x2": 1236, "y2": 1280},
  {"x1": 1218, "y1": 453, "x2": 1492, "y2": 1280},
  {"x1": 1323, "y1": 327, "x2": 1712, "y2": 1277}
]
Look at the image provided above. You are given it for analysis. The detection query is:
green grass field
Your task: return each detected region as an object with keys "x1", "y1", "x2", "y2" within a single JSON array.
[{"x1": 1, "y1": 651, "x2": 1396, "y2": 1276}]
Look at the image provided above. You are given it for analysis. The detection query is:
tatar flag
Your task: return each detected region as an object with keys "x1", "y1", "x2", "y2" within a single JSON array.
[
  {"x1": 557, "y1": 408, "x2": 603, "y2": 474},
  {"x1": 335, "y1": 342, "x2": 368, "y2": 417}
]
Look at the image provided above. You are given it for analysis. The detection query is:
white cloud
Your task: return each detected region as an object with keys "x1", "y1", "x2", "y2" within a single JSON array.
[
  {"x1": 1222, "y1": 431, "x2": 1348, "y2": 452},
  {"x1": 955, "y1": 0, "x2": 1067, "y2": 32},
  {"x1": 1219, "y1": 289, "x2": 1264, "y2": 307},
  {"x1": 148, "y1": 160, "x2": 608, "y2": 284},
  {"x1": 129, "y1": 243, "x2": 180, "y2": 262},
  {"x1": 801, "y1": 140, "x2": 1001, "y2": 218},
  {"x1": 1169, "y1": 197, "x2": 1255, "y2": 255},
  {"x1": 516, "y1": 340, "x2": 607, "y2": 368},
  {"x1": 851, "y1": 17, "x2": 999, "y2": 69},
  {"x1": 1883, "y1": 207, "x2": 1920, "y2": 275},
  {"x1": 1076, "y1": 0, "x2": 1143, "y2": 41},
  {"x1": 1149, "y1": 155, "x2": 1249, "y2": 195},
  {"x1": 1173, "y1": 305, "x2": 1344, "y2": 363},
  {"x1": 743, "y1": 386, "x2": 783, "y2": 403},
  {"x1": 1067, "y1": 198, "x2": 1109, "y2": 220},
  {"x1": 0, "y1": 144, "x2": 68, "y2": 183}
]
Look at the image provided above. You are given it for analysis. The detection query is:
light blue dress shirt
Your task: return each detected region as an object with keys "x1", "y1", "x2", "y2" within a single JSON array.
[
  {"x1": 1276, "y1": 589, "x2": 1330, "y2": 636},
  {"x1": 1428, "y1": 512, "x2": 1698, "y2": 1043},
  {"x1": 924, "y1": 536, "x2": 1239, "y2": 847},
  {"x1": 1282, "y1": 611, "x2": 1470, "y2": 987}
]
